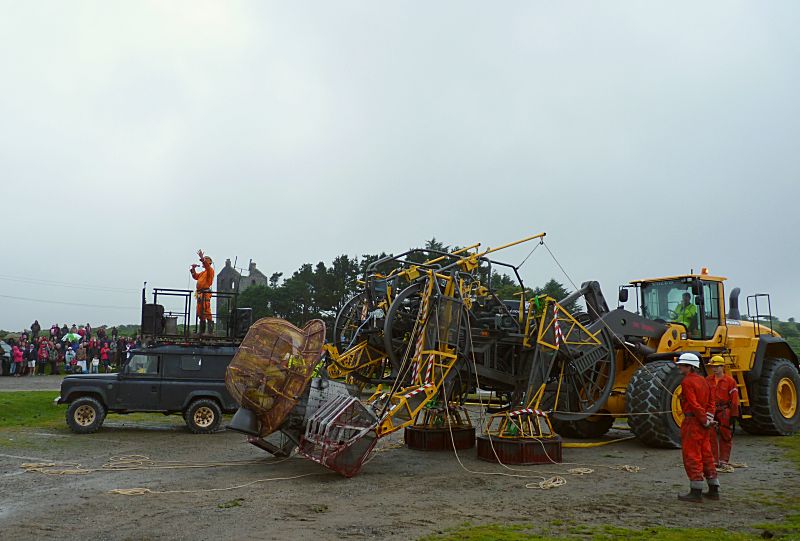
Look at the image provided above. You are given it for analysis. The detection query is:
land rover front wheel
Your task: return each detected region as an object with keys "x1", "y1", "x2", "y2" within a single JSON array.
[
  {"x1": 185, "y1": 399, "x2": 222, "y2": 434},
  {"x1": 66, "y1": 397, "x2": 107, "y2": 434}
]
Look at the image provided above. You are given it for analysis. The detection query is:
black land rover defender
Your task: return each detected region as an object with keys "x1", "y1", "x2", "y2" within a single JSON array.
[
  {"x1": 56, "y1": 286, "x2": 253, "y2": 434},
  {"x1": 56, "y1": 344, "x2": 239, "y2": 433}
]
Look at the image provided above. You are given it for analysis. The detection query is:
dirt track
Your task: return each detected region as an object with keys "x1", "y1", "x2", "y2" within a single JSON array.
[{"x1": 0, "y1": 413, "x2": 796, "y2": 541}]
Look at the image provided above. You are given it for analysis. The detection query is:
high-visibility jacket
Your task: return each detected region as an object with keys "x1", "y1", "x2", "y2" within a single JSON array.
[{"x1": 674, "y1": 303, "x2": 698, "y2": 330}]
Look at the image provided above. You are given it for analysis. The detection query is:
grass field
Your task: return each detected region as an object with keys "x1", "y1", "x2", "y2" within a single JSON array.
[
  {"x1": 420, "y1": 524, "x2": 759, "y2": 541},
  {"x1": 0, "y1": 390, "x2": 64, "y2": 428},
  {"x1": 0, "y1": 390, "x2": 208, "y2": 429}
]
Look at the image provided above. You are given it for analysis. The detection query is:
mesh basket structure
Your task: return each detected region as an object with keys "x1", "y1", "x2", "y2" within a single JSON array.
[
  {"x1": 225, "y1": 318, "x2": 326, "y2": 437},
  {"x1": 298, "y1": 394, "x2": 378, "y2": 477}
]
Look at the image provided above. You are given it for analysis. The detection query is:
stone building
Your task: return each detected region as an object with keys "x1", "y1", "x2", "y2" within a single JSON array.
[{"x1": 216, "y1": 259, "x2": 269, "y2": 294}]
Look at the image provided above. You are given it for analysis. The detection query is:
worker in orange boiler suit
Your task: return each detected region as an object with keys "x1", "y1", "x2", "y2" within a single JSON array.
[
  {"x1": 190, "y1": 249, "x2": 215, "y2": 335},
  {"x1": 706, "y1": 355, "x2": 740, "y2": 467},
  {"x1": 676, "y1": 352, "x2": 719, "y2": 503}
]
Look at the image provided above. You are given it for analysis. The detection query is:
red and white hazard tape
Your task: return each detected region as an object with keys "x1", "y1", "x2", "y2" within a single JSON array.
[
  {"x1": 553, "y1": 305, "x2": 564, "y2": 347},
  {"x1": 507, "y1": 408, "x2": 548, "y2": 417},
  {"x1": 424, "y1": 353, "x2": 434, "y2": 383},
  {"x1": 404, "y1": 383, "x2": 434, "y2": 399}
]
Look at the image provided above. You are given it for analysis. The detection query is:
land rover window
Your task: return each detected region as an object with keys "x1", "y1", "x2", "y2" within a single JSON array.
[
  {"x1": 127, "y1": 354, "x2": 159, "y2": 375},
  {"x1": 180, "y1": 355, "x2": 202, "y2": 371}
]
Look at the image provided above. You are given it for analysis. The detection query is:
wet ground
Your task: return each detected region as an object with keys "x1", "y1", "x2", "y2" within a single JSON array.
[{"x1": 0, "y1": 409, "x2": 795, "y2": 540}]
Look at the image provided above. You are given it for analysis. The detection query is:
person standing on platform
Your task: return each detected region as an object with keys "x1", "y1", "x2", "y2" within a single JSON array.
[{"x1": 190, "y1": 249, "x2": 215, "y2": 335}]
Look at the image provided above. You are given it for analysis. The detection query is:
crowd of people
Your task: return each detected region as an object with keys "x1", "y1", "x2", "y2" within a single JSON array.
[{"x1": 0, "y1": 320, "x2": 142, "y2": 377}]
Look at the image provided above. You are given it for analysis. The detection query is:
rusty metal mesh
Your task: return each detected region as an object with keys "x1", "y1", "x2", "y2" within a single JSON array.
[{"x1": 225, "y1": 318, "x2": 326, "y2": 437}]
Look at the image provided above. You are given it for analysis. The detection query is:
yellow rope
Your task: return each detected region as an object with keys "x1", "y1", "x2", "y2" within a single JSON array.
[
  {"x1": 20, "y1": 463, "x2": 92, "y2": 475},
  {"x1": 109, "y1": 472, "x2": 328, "y2": 496},
  {"x1": 562, "y1": 436, "x2": 635, "y2": 448},
  {"x1": 526, "y1": 476, "x2": 567, "y2": 490},
  {"x1": 718, "y1": 462, "x2": 747, "y2": 473},
  {"x1": 20, "y1": 454, "x2": 328, "y2": 496},
  {"x1": 21, "y1": 455, "x2": 283, "y2": 476}
]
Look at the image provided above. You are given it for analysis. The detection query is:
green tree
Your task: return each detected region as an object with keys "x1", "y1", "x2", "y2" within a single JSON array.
[
  {"x1": 238, "y1": 284, "x2": 274, "y2": 321},
  {"x1": 491, "y1": 272, "x2": 529, "y2": 300},
  {"x1": 534, "y1": 279, "x2": 578, "y2": 313}
]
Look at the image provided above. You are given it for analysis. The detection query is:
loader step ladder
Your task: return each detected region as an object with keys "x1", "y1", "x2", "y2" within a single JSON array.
[{"x1": 729, "y1": 365, "x2": 751, "y2": 419}]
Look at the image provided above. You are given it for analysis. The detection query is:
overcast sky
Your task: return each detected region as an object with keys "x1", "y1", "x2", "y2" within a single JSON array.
[{"x1": 1, "y1": 1, "x2": 798, "y2": 331}]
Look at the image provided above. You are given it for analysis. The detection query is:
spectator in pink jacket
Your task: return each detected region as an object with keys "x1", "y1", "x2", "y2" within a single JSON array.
[{"x1": 11, "y1": 345, "x2": 23, "y2": 377}]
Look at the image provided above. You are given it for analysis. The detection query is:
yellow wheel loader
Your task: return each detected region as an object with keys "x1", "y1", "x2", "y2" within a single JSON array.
[{"x1": 566, "y1": 271, "x2": 800, "y2": 447}]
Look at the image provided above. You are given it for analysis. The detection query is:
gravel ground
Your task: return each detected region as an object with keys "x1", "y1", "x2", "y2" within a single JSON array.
[
  {"x1": 0, "y1": 415, "x2": 795, "y2": 540},
  {"x1": 0, "y1": 374, "x2": 68, "y2": 392}
]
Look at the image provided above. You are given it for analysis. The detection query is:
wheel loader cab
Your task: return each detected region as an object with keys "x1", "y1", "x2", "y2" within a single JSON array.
[{"x1": 636, "y1": 275, "x2": 726, "y2": 341}]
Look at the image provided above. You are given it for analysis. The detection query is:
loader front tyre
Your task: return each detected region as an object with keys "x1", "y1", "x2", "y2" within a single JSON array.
[
  {"x1": 626, "y1": 360, "x2": 683, "y2": 448},
  {"x1": 739, "y1": 358, "x2": 800, "y2": 436},
  {"x1": 551, "y1": 415, "x2": 614, "y2": 439}
]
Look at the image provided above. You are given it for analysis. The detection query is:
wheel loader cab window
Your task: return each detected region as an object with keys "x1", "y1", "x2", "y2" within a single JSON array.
[
  {"x1": 126, "y1": 354, "x2": 159, "y2": 376},
  {"x1": 701, "y1": 282, "x2": 721, "y2": 339},
  {"x1": 640, "y1": 280, "x2": 699, "y2": 337}
]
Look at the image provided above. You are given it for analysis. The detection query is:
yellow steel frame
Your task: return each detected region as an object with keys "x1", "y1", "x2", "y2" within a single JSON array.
[
  {"x1": 489, "y1": 296, "x2": 603, "y2": 440},
  {"x1": 536, "y1": 297, "x2": 602, "y2": 351},
  {"x1": 323, "y1": 342, "x2": 388, "y2": 382},
  {"x1": 327, "y1": 233, "x2": 549, "y2": 439},
  {"x1": 375, "y1": 350, "x2": 460, "y2": 437},
  {"x1": 374, "y1": 269, "x2": 464, "y2": 437},
  {"x1": 485, "y1": 384, "x2": 557, "y2": 439},
  {"x1": 415, "y1": 404, "x2": 472, "y2": 429}
]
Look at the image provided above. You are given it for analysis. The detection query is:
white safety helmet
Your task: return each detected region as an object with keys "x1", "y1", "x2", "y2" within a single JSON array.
[{"x1": 676, "y1": 352, "x2": 700, "y2": 369}]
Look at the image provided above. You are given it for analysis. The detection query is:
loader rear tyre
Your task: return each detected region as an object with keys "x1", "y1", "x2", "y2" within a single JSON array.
[
  {"x1": 551, "y1": 414, "x2": 614, "y2": 439},
  {"x1": 739, "y1": 358, "x2": 800, "y2": 436},
  {"x1": 626, "y1": 360, "x2": 682, "y2": 448}
]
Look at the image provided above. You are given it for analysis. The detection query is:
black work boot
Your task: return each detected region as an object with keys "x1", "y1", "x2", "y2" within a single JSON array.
[
  {"x1": 678, "y1": 482, "x2": 704, "y2": 503},
  {"x1": 207, "y1": 320, "x2": 215, "y2": 336},
  {"x1": 198, "y1": 320, "x2": 206, "y2": 335},
  {"x1": 703, "y1": 479, "x2": 720, "y2": 501}
]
